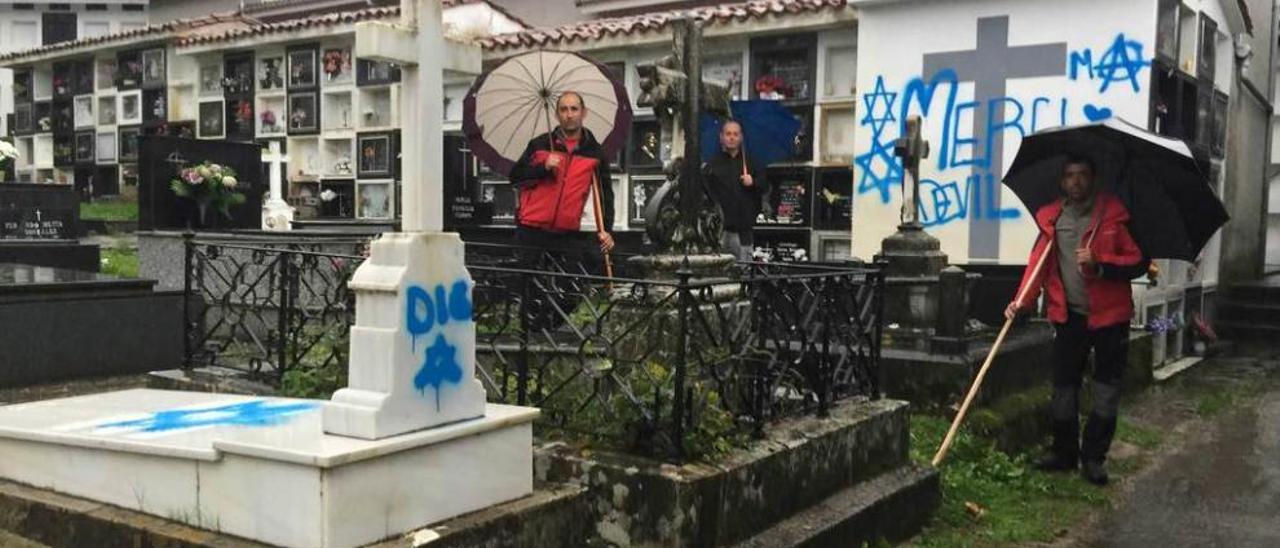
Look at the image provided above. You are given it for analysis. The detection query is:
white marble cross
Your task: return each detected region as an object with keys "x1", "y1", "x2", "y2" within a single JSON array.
[
  {"x1": 324, "y1": 0, "x2": 486, "y2": 439},
  {"x1": 354, "y1": 0, "x2": 479, "y2": 231},
  {"x1": 261, "y1": 141, "x2": 293, "y2": 231}
]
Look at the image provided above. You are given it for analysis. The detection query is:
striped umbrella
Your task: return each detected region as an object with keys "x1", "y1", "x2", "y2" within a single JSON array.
[{"x1": 463, "y1": 50, "x2": 632, "y2": 177}]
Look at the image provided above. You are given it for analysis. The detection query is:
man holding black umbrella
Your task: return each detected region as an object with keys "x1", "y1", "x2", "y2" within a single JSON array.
[
  {"x1": 1004, "y1": 154, "x2": 1148, "y2": 486},
  {"x1": 704, "y1": 120, "x2": 768, "y2": 261}
]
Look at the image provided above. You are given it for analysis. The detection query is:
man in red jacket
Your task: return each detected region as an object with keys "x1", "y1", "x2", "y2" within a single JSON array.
[
  {"x1": 508, "y1": 91, "x2": 615, "y2": 267},
  {"x1": 1005, "y1": 155, "x2": 1148, "y2": 486}
]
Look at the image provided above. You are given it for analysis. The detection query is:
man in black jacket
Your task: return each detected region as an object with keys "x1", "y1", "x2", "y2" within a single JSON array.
[
  {"x1": 507, "y1": 91, "x2": 615, "y2": 268},
  {"x1": 704, "y1": 120, "x2": 768, "y2": 261}
]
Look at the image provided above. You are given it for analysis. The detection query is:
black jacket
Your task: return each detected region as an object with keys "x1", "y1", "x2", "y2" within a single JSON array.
[
  {"x1": 703, "y1": 150, "x2": 768, "y2": 232},
  {"x1": 509, "y1": 127, "x2": 614, "y2": 231}
]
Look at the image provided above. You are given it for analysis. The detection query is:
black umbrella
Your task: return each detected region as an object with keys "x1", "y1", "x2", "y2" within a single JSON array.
[{"x1": 1003, "y1": 118, "x2": 1228, "y2": 261}]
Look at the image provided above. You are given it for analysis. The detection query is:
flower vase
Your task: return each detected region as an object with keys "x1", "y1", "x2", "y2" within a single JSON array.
[{"x1": 189, "y1": 200, "x2": 211, "y2": 230}]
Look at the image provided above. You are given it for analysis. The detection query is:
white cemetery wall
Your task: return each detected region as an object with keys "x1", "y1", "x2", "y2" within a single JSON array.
[
  {"x1": 852, "y1": 0, "x2": 1157, "y2": 265},
  {"x1": 0, "y1": 3, "x2": 148, "y2": 138}
]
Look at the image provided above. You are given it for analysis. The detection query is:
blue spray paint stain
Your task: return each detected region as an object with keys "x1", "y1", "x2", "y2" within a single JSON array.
[
  {"x1": 405, "y1": 280, "x2": 472, "y2": 410},
  {"x1": 95, "y1": 400, "x2": 317, "y2": 434}
]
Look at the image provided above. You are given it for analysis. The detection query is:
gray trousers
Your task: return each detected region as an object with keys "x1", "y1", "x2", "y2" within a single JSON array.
[{"x1": 721, "y1": 230, "x2": 754, "y2": 262}]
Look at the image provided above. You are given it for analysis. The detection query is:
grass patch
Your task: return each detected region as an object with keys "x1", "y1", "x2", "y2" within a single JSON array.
[
  {"x1": 81, "y1": 200, "x2": 139, "y2": 221},
  {"x1": 100, "y1": 247, "x2": 139, "y2": 278},
  {"x1": 1115, "y1": 418, "x2": 1163, "y2": 450},
  {"x1": 1195, "y1": 389, "x2": 1236, "y2": 417},
  {"x1": 907, "y1": 414, "x2": 1108, "y2": 547}
]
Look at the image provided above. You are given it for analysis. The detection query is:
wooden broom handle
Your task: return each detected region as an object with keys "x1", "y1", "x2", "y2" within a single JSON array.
[
  {"x1": 932, "y1": 236, "x2": 1053, "y2": 466},
  {"x1": 590, "y1": 173, "x2": 614, "y2": 279}
]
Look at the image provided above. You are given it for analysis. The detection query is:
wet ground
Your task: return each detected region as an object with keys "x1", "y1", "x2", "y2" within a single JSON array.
[{"x1": 1076, "y1": 349, "x2": 1280, "y2": 547}]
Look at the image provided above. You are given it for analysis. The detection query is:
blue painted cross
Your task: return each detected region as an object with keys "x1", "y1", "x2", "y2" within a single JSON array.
[{"x1": 95, "y1": 400, "x2": 318, "y2": 434}]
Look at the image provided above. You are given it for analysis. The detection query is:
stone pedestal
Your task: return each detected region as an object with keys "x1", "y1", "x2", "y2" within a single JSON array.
[
  {"x1": 324, "y1": 232, "x2": 488, "y2": 439},
  {"x1": 626, "y1": 253, "x2": 734, "y2": 280},
  {"x1": 875, "y1": 224, "x2": 947, "y2": 343}
]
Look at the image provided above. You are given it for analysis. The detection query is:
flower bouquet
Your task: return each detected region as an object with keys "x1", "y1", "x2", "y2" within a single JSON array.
[
  {"x1": 323, "y1": 49, "x2": 352, "y2": 81},
  {"x1": 261, "y1": 109, "x2": 278, "y2": 132},
  {"x1": 0, "y1": 141, "x2": 18, "y2": 181},
  {"x1": 754, "y1": 74, "x2": 791, "y2": 100},
  {"x1": 170, "y1": 161, "x2": 247, "y2": 226}
]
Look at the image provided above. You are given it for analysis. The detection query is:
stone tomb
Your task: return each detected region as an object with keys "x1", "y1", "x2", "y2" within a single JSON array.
[
  {"x1": 0, "y1": 3, "x2": 537, "y2": 547},
  {"x1": 0, "y1": 389, "x2": 535, "y2": 548},
  {"x1": 0, "y1": 263, "x2": 182, "y2": 388},
  {"x1": 0, "y1": 232, "x2": 537, "y2": 548}
]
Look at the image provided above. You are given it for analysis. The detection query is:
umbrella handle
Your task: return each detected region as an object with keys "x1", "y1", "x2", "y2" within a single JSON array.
[
  {"x1": 932, "y1": 236, "x2": 1053, "y2": 467},
  {"x1": 591, "y1": 173, "x2": 615, "y2": 281}
]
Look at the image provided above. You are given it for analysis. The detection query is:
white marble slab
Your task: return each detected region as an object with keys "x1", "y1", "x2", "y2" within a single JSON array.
[{"x1": 0, "y1": 389, "x2": 538, "y2": 548}]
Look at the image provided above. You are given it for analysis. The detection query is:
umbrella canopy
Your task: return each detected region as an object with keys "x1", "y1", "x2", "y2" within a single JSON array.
[
  {"x1": 699, "y1": 100, "x2": 802, "y2": 165},
  {"x1": 1003, "y1": 118, "x2": 1228, "y2": 261},
  {"x1": 463, "y1": 50, "x2": 632, "y2": 177}
]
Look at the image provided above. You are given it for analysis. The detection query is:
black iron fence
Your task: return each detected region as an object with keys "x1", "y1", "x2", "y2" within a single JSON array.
[{"x1": 183, "y1": 235, "x2": 885, "y2": 460}]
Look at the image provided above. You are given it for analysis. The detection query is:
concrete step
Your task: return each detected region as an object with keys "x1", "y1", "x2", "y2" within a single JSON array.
[
  {"x1": 0, "y1": 477, "x2": 592, "y2": 548},
  {"x1": 733, "y1": 464, "x2": 940, "y2": 548}
]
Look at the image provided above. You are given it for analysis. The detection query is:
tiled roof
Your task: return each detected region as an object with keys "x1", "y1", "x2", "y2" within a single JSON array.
[
  {"x1": 175, "y1": 2, "x2": 531, "y2": 49},
  {"x1": 0, "y1": 12, "x2": 251, "y2": 63},
  {"x1": 480, "y1": 0, "x2": 851, "y2": 50},
  {"x1": 175, "y1": 6, "x2": 400, "y2": 47}
]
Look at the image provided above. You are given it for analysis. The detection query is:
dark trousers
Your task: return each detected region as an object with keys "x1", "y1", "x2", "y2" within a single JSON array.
[
  {"x1": 514, "y1": 225, "x2": 601, "y2": 274},
  {"x1": 514, "y1": 226, "x2": 600, "y2": 331},
  {"x1": 1050, "y1": 311, "x2": 1129, "y2": 464}
]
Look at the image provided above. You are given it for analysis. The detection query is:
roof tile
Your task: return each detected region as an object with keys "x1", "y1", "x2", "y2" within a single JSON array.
[{"x1": 480, "y1": 0, "x2": 850, "y2": 51}]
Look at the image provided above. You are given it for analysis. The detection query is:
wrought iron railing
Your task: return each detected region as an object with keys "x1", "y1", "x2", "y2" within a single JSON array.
[{"x1": 183, "y1": 235, "x2": 885, "y2": 460}]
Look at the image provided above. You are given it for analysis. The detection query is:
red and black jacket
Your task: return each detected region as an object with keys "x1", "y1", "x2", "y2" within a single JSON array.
[
  {"x1": 509, "y1": 128, "x2": 614, "y2": 233},
  {"x1": 1015, "y1": 192, "x2": 1148, "y2": 330}
]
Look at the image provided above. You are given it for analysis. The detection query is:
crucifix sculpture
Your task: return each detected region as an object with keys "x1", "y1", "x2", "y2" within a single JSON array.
[
  {"x1": 894, "y1": 115, "x2": 928, "y2": 227},
  {"x1": 635, "y1": 17, "x2": 730, "y2": 255}
]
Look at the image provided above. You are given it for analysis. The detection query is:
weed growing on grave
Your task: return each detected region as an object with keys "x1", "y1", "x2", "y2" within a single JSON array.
[
  {"x1": 280, "y1": 323, "x2": 349, "y2": 399},
  {"x1": 100, "y1": 247, "x2": 139, "y2": 278}
]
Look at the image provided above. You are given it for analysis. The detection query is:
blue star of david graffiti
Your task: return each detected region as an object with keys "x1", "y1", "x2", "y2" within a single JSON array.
[
  {"x1": 855, "y1": 140, "x2": 902, "y2": 204},
  {"x1": 95, "y1": 400, "x2": 318, "y2": 434},
  {"x1": 854, "y1": 75, "x2": 904, "y2": 204},
  {"x1": 406, "y1": 280, "x2": 472, "y2": 410},
  {"x1": 413, "y1": 334, "x2": 464, "y2": 411},
  {"x1": 860, "y1": 76, "x2": 898, "y2": 136}
]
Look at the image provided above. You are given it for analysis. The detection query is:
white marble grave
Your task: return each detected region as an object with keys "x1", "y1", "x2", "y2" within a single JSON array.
[
  {"x1": 0, "y1": 389, "x2": 536, "y2": 548},
  {"x1": 0, "y1": 2, "x2": 540, "y2": 546}
]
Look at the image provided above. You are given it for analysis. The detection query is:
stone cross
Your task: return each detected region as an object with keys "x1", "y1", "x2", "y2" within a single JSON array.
[
  {"x1": 893, "y1": 115, "x2": 928, "y2": 227},
  {"x1": 351, "y1": 0, "x2": 476, "y2": 231},
  {"x1": 921, "y1": 16, "x2": 1066, "y2": 258},
  {"x1": 634, "y1": 17, "x2": 730, "y2": 254},
  {"x1": 260, "y1": 141, "x2": 293, "y2": 231},
  {"x1": 323, "y1": 0, "x2": 486, "y2": 440}
]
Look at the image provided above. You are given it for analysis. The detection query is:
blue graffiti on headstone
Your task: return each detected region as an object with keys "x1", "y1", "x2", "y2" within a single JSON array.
[
  {"x1": 95, "y1": 400, "x2": 318, "y2": 434},
  {"x1": 405, "y1": 280, "x2": 472, "y2": 410}
]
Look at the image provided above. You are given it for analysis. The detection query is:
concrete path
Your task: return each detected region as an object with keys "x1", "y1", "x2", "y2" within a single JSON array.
[{"x1": 1085, "y1": 353, "x2": 1280, "y2": 547}]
